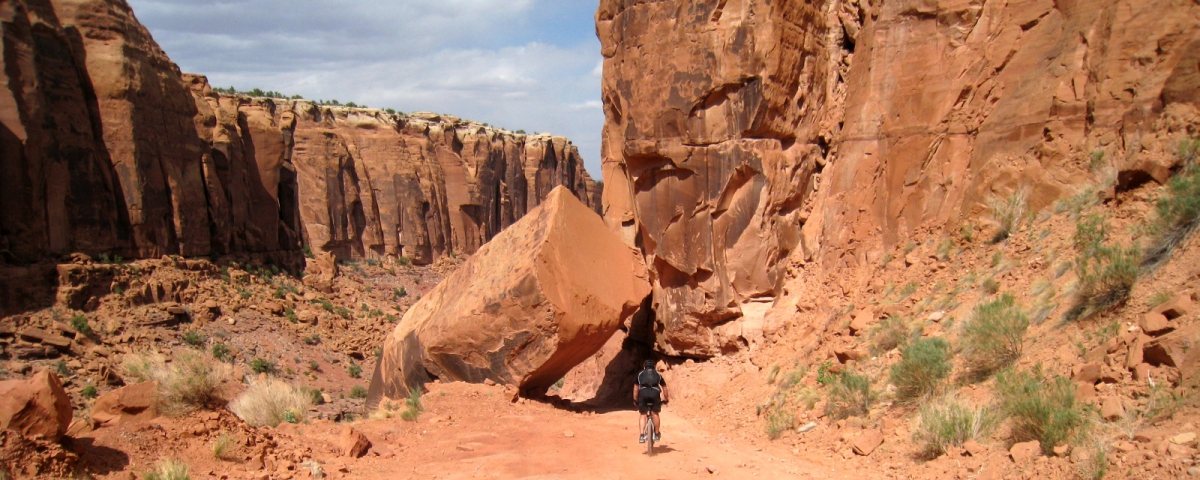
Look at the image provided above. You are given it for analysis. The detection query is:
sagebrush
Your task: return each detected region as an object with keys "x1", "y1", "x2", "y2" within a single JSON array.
[
  {"x1": 912, "y1": 396, "x2": 1000, "y2": 459},
  {"x1": 825, "y1": 371, "x2": 876, "y2": 420},
  {"x1": 962, "y1": 294, "x2": 1029, "y2": 381},
  {"x1": 121, "y1": 351, "x2": 231, "y2": 414},
  {"x1": 1066, "y1": 215, "x2": 1139, "y2": 322},
  {"x1": 995, "y1": 366, "x2": 1084, "y2": 454},
  {"x1": 890, "y1": 337, "x2": 952, "y2": 404}
]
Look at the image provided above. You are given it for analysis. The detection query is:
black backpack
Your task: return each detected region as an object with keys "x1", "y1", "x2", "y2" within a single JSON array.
[{"x1": 637, "y1": 368, "x2": 662, "y2": 391}]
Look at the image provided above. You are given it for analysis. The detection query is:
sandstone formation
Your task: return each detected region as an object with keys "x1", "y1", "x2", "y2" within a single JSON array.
[
  {"x1": 0, "y1": 370, "x2": 72, "y2": 442},
  {"x1": 90, "y1": 381, "x2": 159, "y2": 427},
  {"x1": 0, "y1": 0, "x2": 598, "y2": 315},
  {"x1": 597, "y1": 0, "x2": 1200, "y2": 357},
  {"x1": 369, "y1": 187, "x2": 650, "y2": 404}
]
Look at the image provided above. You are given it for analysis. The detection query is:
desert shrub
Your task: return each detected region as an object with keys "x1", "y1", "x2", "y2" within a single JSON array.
[
  {"x1": 766, "y1": 364, "x2": 782, "y2": 384},
  {"x1": 285, "y1": 308, "x2": 298, "y2": 323},
  {"x1": 980, "y1": 277, "x2": 1001, "y2": 295},
  {"x1": 142, "y1": 459, "x2": 189, "y2": 480},
  {"x1": 211, "y1": 434, "x2": 235, "y2": 461},
  {"x1": 348, "y1": 362, "x2": 362, "y2": 379},
  {"x1": 211, "y1": 342, "x2": 231, "y2": 361},
  {"x1": 1066, "y1": 215, "x2": 1139, "y2": 322},
  {"x1": 229, "y1": 378, "x2": 313, "y2": 427},
  {"x1": 250, "y1": 358, "x2": 276, "y2": 374},
  {"x1": 54, "y1": 360, "x2": 70, "y2": 376},
  {"x1": 995, "y1": 366, "x2": 1084, "y2": 454},
  {"x1": 987, "y1": 188, "x2": 1028, "y2": 243},
  {"x1": 1144, "y1": 148, "x2": 1200, "y2": 269},
  {"x1": 70, "y1": 315, "x2": 94, "y2": 337},
  {"x1": 764, "y1": 406, "x2": 794, "y2": 440},
  {"x1": 1077, "y1": 440, "x2": 1109, "y2": 480},
  {"x1": 303, "y1": 334, "x2": 320, "y2": 345},
  {"x1": 182, "y1": 330, "x2": 206, "y2": 347},
  {"x1": 397, "y1": 387, "x2": 425, "y2": 422},
  {"x1": 912, "y1": 397, "x2": 1000, "y2": 459},
  {"x1": 890, "y1": 338, "x2": 953, "y2": 404},
  {"x1": 349, "y1": 386, "x2": 368, "y2": 399},
  {"x1": 299, "y1": 386, "x2": 325, "y2": 406},
  {"x1": 961, "y1": 294, "x2": 1029, "y2": 381},
  {"x1": 1147, "y1": 291, "x2": 1172, "y2": 309},
  {"x1": 869, "y1": 315, "x2": 920, "y2": 354},
  {"x1": 825, "y1": 370, "x2": 876, "y2": 420},
  {"x1": 122, "y1": 351, "x2": 232, "y2": 414},
  {"x1": 81, "y1": 385, "x2": 97, "y2": 399}
]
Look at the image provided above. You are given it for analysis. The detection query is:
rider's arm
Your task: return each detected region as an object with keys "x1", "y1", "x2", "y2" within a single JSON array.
[
  {"x1": 661, "y1": 382, "x2": 669, "y2": 403},
  {"x1": 633, "y1": 384, "x2": 640, "y2": 403}
]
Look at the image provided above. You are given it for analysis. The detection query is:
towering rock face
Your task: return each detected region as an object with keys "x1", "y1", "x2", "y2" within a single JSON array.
[
  {"x1": 598, "y1": 0, "x2": 1200, "y2": 357},
  {"x1": 184, "y1": 78, "x2": 600, "y2": 265},
  {"x1": 0, "y1": 0, "x2": 598, "y2": 313}
]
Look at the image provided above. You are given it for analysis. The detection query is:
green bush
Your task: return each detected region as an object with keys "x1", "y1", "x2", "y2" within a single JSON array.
[
  {"x1": 81, "y1": 385, "x2": 98, "y2": 399},
  {"x1": 890, "y1": 338, "x2": 952, "y2": 404},
  {"x1": 1066, "y1": 215, "x2": 1139, "y2": 322},
  {"x1": 995, "y1": 366, "x2": 1083, "y2": 454},
  {"x1": 211, "y1": 343, "x2": 231, "y2": 361},
  {"x1": 825, "y1": 371, "x2": 876, "y2": 420},
  {"x1": 869, "y1": 315, "x2": 920, "y2": 354},
  {"x1": 348, "y1": 362, "x2": 362, "y2": 379},
  {"x1": 349, "y1": 385, "x2": 368, "y2": 399},
  {"x1": 912, "y1": 397, "x2": 1000, "y2": 459},
  {"x1": 69, "y1": 315, "x2": 94, "y2": 337},
  {"x1": 303, "y1": 334, "x2": 320, "y2": 345},
  {"x1": 182, "y1": 330, "x2": 206, "y2": 347},
  {"x1": 250, "y1": 358, "x2": 276, "y2": 374},
  {"x1": 1144, "y1": 144, "x2": 1200, "y2": 268},
  {"x1": 962, "y1": 294, "x2": 1029, "y2": 380},
  {"x1": 400, "y1": 387, "x2": 424, "y2": 422}
]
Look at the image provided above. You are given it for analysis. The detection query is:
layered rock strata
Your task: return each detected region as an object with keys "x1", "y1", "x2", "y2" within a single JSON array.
[
  {"x1": 597, "y1": 0, "x2": 1200, "y2": 358},
  {"x1": 369, "y1": 187, "x2": 650, "y2": 404},
  {"x1": 0, "y1": 0, "x2": 598, "y2": 313}
]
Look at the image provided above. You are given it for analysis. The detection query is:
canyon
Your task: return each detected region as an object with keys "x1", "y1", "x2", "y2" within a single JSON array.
[
  {"x1": 0, "y1": 0, "x2": 599, "y2": 314},
  {"x1": 2, "y1": 0, "x2": 1200, "y2": 478}
]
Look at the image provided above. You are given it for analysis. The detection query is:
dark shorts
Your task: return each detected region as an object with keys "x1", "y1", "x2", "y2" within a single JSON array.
[{"x1": 638, "y1": 388, "x2": 661, "y2": 414}]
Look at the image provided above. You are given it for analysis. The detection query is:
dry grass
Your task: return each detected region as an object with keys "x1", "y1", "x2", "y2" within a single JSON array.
[
  {"x1": 912, "y1": 396, "x2": 1000, "y2": 459},
  {"x1": 211, "y1": 434, "x2": 235, "y2": 461},
  {"x1": 987, "y1": 188, "x2": 1028, "y2": 243},
  {"x1": 121, "y1": 351, "x2": 232, "y2": 414},
  {"x1": 229, "y1": 379, "x2": 313, "y2": 427},
  {"x1": 142, "y1": 459, "x2": 189, "y2": 480}
]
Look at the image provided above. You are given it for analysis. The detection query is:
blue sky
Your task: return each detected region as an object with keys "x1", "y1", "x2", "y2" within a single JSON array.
[{"x1": 127, "y1": 0, "x2": 604, "y2": 176}]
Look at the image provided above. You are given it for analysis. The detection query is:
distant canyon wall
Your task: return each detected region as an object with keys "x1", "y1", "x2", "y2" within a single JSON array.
[
  {"x1": 0, "y1": 0, "x2": 599, "y2": 273},
  {"x1": 598, "y1": 0, "x2": 1200, "y2": 357}
]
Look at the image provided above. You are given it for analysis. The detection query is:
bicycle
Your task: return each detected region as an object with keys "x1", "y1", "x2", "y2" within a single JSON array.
[{"x1": 644, "y1": 411, "x2": 656, "y2": 455}]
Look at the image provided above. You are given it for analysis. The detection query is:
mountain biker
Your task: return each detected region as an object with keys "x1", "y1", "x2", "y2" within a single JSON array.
[{"x1": 634, "y1": 359, "x2": 669, "y2": 443}]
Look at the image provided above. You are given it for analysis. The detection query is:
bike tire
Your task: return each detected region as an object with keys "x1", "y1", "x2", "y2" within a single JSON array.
[{"x1": 646, "y1": 414, "x2": 655, "y2": 455}]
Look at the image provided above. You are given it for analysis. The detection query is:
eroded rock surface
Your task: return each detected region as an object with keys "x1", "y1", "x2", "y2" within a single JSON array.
[
  {"x1": 0, "y1": 370, "x2": 72, "y2": 442},
  {"x1": 597, "y1": 0, "x2": 1200, "y2": 357},
  {"x1": 370, "y1": 187, "x2": 650, "y2": 404}
]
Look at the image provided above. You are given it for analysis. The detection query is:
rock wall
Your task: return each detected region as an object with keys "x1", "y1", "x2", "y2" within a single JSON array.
[
  {"x1": 0, "y1": 0, "x2": 599, "y2": 314},
  {"x1": 598, "y1": 0, "x2": 1200, "y2": 357},
  {"x1": 185, "y1": 77, "x2": 601, "y2": 265}
]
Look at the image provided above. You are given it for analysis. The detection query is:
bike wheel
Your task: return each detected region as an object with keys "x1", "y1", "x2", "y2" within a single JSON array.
[{"x1": 646, "y1": 415, "x2": 655, "y2": 455}]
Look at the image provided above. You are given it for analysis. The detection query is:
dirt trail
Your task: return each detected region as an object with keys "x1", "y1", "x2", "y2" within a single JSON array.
[{"x1": 309, "y1": 382, "x2": 851, "y2": 480}]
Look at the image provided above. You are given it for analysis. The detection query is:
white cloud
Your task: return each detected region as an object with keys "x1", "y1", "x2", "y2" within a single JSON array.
[{"x1": 127, "y1": 0, "x2": 604, "y2": 174}]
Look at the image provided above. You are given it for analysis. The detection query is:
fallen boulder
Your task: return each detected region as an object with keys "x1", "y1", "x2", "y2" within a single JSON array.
[
  {"x1": 91, "y1": 381, "x2": 159, "y2": 427},
  {"x1": 369, "y1": 187, "x2": 650, "y2": 404},
  {"x1": 0, "y1": 371, "x2": 72, "y2": 442}
]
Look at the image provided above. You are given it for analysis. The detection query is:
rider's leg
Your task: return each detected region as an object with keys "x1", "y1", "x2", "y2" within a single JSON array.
[{"x1": 651, "y1": 411, "x2": 661, "y2": 435}]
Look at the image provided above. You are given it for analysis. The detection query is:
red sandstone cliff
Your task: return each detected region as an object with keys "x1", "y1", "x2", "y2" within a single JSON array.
[
  {"x1": 0, "y1": 0, "x2": 598, "y2": 313},
  {"x1": 598, "y1": 0, "x2": 1200, "y2": 357},
  {"x1": 0, "y1": 0, "x2": 596, "y2": 266}
]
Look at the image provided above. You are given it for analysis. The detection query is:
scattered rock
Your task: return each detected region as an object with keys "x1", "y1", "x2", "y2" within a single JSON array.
[
  {"x1": 1101, "y1": 397, "x2": 1125, "y2": 421},
  {"x1": 963, "y1": 439, "x2": 987, "y2": 457},
  {"x1": 796, "y1": 422, "x2": 818, "y2": 433},
  {"x1": 563, "y1": 430, "x2": 575, "y2": 438},
  {"x1": 0, "y1": 371, "x2": 72, "y2": 441},
  {"x1": 91, "y1": 381, "x2": 159, "y2": 427},
  {"x1": 834, "y1": 348, "x2": 865, "y2": 364},
  {"x1": 1171, "y1": 432, "x2": 1197, "y2": 445},
  {"x1": 1140, "y1": 312, "x2": 1173, "y2": 336},
  {"x1": 1072, "y1": 363, "x2": 1102, "y2": 384},
  {"x1": 852, "y1": 429, "x2": 883, "y2": 456},
  {"x1": 1053, "y1": 444, "x2": 1070, "y2": 456},
  {"x1": 339, "y1": 427, "x2": 371, "y2": 458},
  {"x1": 1010, "y1": 440, "x2": 1041, "y2": 463}
]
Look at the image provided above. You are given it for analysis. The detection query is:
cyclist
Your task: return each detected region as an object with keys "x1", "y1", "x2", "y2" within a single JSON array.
[{"x1": 634, "y1": 359, "x2": 669, "y2": 443}]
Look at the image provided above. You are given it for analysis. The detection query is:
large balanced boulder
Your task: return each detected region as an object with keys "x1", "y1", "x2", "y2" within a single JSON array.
[
  {"x1": 369, "y1": 186, "x2": 650, "y2": 403},
  {"x1": 0, "y1": 371, "x2": 72, "y2": 442}
]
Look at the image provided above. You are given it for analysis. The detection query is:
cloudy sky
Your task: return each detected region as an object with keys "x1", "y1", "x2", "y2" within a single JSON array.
[{"x1": 127, "y1": 0, "x2": 605, "y2": 176}]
